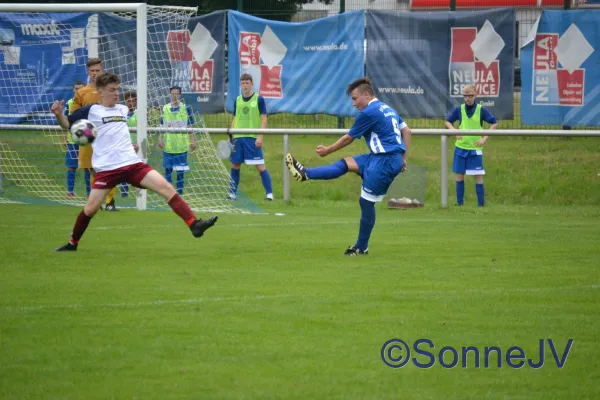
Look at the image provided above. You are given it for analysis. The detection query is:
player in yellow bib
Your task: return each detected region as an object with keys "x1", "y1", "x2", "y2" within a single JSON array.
[
  {"x1": 119, "y1": 90, "x2": 140, "y2": 198},
  {"x1": 158, "y1": 86, "x2": 197, "y2": 195},
  {"x1": 228, "y1": 73, "x2": 273, "y2": 201},
  {"x1": 445, "y1": 84, "x2": 497, "y2": 206}
]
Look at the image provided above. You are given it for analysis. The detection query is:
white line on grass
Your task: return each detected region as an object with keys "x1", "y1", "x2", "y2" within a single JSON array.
[
  {"x1": 0, "y1": 216, "x2": 524, "y2": 231},
  {"x1": 2, "y1": 284, "x2": 597, "y2": 314},
  {"x1": 1, "y1": 293, "x2": 298, "y2": 313}
]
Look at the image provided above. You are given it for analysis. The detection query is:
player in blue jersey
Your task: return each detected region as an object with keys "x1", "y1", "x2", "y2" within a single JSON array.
[{"x1": 286, "y1": 77, "x2": 412, "y2": 256}]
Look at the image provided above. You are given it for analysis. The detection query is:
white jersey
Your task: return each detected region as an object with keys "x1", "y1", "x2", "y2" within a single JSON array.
[{"x1": 68, "y1": 104, "x2": 140, "y2": 172}]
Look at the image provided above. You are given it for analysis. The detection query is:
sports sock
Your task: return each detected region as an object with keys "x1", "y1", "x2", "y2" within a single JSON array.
[
  {"x1": 176, "y1": 171, "x2": 185, "y2": 195},
  {"x1": 105, "y1": 187, "x2": 117, "y2": 205},
  {"x1": 456, "y1": 180, "x2": 465, "y2": 205},
  {"x1": 260, "y1": 169, "x2": 273, "y2": 195},
  {"x1": 165, "y1": 167, "x2": 173, "y2": 184},
  {"x1": 70, "y1": 210, "x2": 93, "y2": 243},
  {"x1": 230, "y1": 168, "x2": 240, "y2": 195},
  {"x1": 355, "y1": 197, "x2": 376, "y2": 252},
  {"x1": 168, "y1": 193, "x2": 196, "y2": 227},
  {"x1": 84, "y1": 169, "x2": 91, "y2": 196},
  {"x1": 306, "y1": 159, "x2": 348, "y2": 180},
  {"x1": 67, "y1": 169, "x2": 76, "y2": 193},
  {"x1": 476, "y1": 183, "x2": 485, "y2": 206}
]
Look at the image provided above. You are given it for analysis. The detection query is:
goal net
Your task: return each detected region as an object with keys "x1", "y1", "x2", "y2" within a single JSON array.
[{"x1": 0, "y1": 4, "x2": 259, "y2": 214}]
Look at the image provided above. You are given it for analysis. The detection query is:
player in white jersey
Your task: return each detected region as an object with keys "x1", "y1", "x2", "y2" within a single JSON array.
[{"x1": 50, "y1": 72, "x2": 217, "y2": 251}]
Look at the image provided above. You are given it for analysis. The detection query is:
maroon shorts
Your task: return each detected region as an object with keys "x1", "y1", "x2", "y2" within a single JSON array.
[{"x1": 92, "y1": 162, "x2": 153, "y2": 190}]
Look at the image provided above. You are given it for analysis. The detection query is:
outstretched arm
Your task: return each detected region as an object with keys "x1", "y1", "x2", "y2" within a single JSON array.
[
  {"x1": 316, "y1": 134, "x2": 354, "y2": 157},
  {"x1": 51, "y1": 100, "x2": 69, "y2": 130}
]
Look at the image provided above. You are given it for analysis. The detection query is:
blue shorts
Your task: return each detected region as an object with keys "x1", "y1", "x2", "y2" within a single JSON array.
[
  {"x1": 353, "y1": 152, "x2": 404, "y2": 202},
  {"x1": 452, "y1": 147, "x2": 485, "y2": 175},
  {"x1": 65, "y1": 143, "x2": 79, "y2": 168},
  {"x1": 163, "y1": 151, "x2": 189, "y2": 171},
  {"x1": 230, "y1": 137, "x2": 264, "y2": 165}
]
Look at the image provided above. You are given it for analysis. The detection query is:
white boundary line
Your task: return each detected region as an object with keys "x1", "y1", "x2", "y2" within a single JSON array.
[
  {"x1": 2, "y1": 285, "x2": 598, "y2": 314},
  {"x1": 0, "y1": 216, "x2": 578, "y2": 231}
]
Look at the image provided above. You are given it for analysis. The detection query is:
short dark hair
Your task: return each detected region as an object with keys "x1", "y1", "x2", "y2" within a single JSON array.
[
  {"x1": 169, "y1": 86, "x2": 182, "y2": 94},
  {"x1": 95, "y1": 72, "x2": 120, "y2": 89},
  {"x1": 73, "y1": 80, "x2": 85, "y2": 87},
  {"x1": 86, "y1": 58, "x2": 102, "y2": 68},
  {"x1": 240, "y1": 73, "x2": 253, "y2": 83},
  {"x1": 124, "y1": 90, "x2": 137, "y2": 99},
  {"x1": 346, "y1": 77, "x2": 374, "y2": 96}
]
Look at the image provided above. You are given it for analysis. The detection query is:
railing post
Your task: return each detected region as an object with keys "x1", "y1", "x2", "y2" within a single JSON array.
[
  {"x1": 441, "y1": 135, "x2": 448, "y2": 209},
  {"x1": 283, "y1": 134, "x2": 290, "y2": 202},
  {"x1": 337, "y1": 0, "x2": 346, "y2": 131}
]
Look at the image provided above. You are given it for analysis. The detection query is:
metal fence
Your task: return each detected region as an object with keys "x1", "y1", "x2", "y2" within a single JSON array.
[
  {"x1": 183, "y1": 0, "x2": 585, "y2": 131},
  {"x1": 48, "y1": 0, "x2": 593, "y2": 131}
]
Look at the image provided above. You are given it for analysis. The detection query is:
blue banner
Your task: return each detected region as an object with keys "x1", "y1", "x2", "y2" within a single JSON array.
[
  {"x1": 227, "y1": 10, "x2": 365, "y2": 117},
  {"x1": 520, "y1": 10, "x2": 600, "y2": 126},
  {"x1": 98, "y1": 10, "x2": 226, "y2": 114},
  {"x1": 366, "y1": 9, "x2": 515, "y2": 119},
  {"x1": 0, "y1": 13, "x2": 90, "y2": 124}
]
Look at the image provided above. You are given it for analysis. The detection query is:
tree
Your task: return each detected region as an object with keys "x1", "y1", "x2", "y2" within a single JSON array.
[
  {"x1": 152, "y1": 0, "x2": 335, "y2": 21},
  {"x1": 36, "y1": 0, "x2": 336, "y2": 22}
]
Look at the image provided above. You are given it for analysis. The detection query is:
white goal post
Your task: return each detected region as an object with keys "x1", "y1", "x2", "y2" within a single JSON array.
[
  {"x1": 0, "y1": 4, "x2": 251, "y2": 213},
  {"x1": 1, "y1": 3, "x2": 150, "y2": 210}
]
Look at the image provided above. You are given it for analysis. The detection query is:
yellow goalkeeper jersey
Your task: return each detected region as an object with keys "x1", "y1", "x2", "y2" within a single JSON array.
[{"x1": 71, "y1": 84, "x2": 100, "y2": 169}]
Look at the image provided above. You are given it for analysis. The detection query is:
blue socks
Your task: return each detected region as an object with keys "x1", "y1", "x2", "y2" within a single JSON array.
[
  {"x1": 260, "y1": 169, "x2": 273, "y2": 196},
  {"x1": 355, "y1": 197, "x2": 376, "y2": 252},
  {"x1": 176, "y1": 171, "x2": 185, "y2": 195},
  {"x1": 230, "y1": 168, "x2": 240, "y2": 196},
  {"x1": 306, "y1": 159, "x2": 348, "y2": 180},
  {"x1": 84, "y1": 169, "x2": 91, "y2": 196},
  {"x1": 165, "y1": 168, "x2": 185, "y2": 195},
  {"x1": 67, "y1": 169, "x2": 76, "y2": 194},
  {"x1": 165, "y1": 167, "x2": 173, "y2": 184},
  {"x1": 229, "y1": 168, "x2": 273, "y2": 197},
  {"x1": 476, "y1": 183, "x2": 485, "y2": 206},
  {"x1": 456, "y1": 180, "x2": 464, "y2": 205},
  {"x1": 456, "y1": 180, "x2": 485, "y2": 206}
]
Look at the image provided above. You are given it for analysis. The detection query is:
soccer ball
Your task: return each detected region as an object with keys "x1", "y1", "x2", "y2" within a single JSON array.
[{"x1": 70, "y1": 119, "x2": 97, "y2": 145}]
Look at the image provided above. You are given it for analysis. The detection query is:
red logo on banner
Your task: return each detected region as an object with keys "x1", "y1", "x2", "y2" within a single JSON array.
[
  {"x1": 166, "y1": 30, "x2": 192, "y2": 62},
  {"x1": 239, "y1": 32, "x2": 261, "y2": 66},
  {"x1": 557, "y1": 69, "x2": 584, "y2": 106},
  {"x1": 259, "y1": 65, "x2": 283, "y2": 98},
  {"x1": 533, "y1": 34, "x2": 558, "y2": 71},
  {"x1": 475, "y1": 61, "x2": 500, "y2": 97},
  {"x1": 191, "y1": 60, "x2": 214, "y2": 93},
  {"x1": 449, "y1": 27, "x2": 501, "y2": 97},
  {"x1": 532, "y1": 33, "x2": 585, "y2": 106},
  {"x1": 451, "y1": 28, "x2": 476, "y2": 62}
]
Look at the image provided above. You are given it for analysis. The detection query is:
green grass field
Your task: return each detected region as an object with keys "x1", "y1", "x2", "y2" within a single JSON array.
[
  {"x1": 1, "y1": 203, "x2": 599, "y2": 399},
  {"x1": 2, "y1": 129, "x2": 600, "y2": 398}
]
